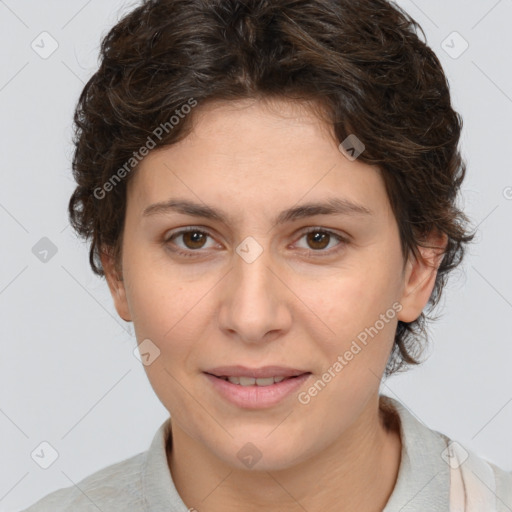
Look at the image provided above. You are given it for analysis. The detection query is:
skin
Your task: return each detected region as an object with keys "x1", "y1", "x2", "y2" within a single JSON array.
[{"x1": 102, "y1": 98, "x2": 446, "y2": 511}]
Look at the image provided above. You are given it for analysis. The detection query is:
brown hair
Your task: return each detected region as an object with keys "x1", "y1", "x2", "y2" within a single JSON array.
[{"x1": 68, "y1": 0, "x2": 475, "y2": 375}]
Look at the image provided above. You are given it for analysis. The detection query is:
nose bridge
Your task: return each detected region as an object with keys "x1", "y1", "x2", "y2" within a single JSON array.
[
  {"x1": 235, "y1": 242, "x2": 273, "y2": 300},
  {"x1": 218, "y1": 237, "x2": 289, "y2": 343}
]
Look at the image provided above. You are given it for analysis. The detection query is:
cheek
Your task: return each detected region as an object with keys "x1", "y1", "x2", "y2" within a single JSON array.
[
  {"x1": 126, "y1": 269, "x2": 212, "y2": 416},
  {"x1": 123, "y1": 242, "x2": 199, "y2": 332},
  {"x1": 303, "y1": 263, "x2": 401, "y2": 337},
  {"x1": 124, "y1": 258, "x2": 220, "y2": 372}
]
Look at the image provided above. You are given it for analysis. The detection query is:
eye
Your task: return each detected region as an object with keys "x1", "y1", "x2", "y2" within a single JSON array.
[
  {"x1": 294, "y1": 227, "x2": 349, "y2": 256},
  {"x1": 164, "y1": 227, "x2": 218, "y2": 257},
  {"x1": 164, "y1": 226, "x2": 349, "y2": 259}
]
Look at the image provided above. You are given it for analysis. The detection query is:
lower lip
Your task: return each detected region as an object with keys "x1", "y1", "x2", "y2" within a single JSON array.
[{"x1": 204, "y1": 373, "x2": 312, "y2": 409}]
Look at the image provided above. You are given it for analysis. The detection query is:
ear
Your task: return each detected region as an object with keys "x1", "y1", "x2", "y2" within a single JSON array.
[
  {"x1": 100, "y1": 247, "x2": 132, "y2": 322},
  {"x1": 397, "y1": 231, "x2": 448, "y2": 323}
]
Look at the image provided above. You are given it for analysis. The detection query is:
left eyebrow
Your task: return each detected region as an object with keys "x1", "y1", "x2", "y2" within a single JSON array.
[
  {"x1": 275, "y1": 197, "x2": 373, "y2": 224},
  {"x1": 142, "y1": 197, "x2": 373, "y2": 225}
]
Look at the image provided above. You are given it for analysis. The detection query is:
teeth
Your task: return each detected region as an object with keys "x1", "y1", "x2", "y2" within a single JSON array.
[
  {"x1": 254, "y1": 377, "x2": 274, "y2": 386},
  {"x1": 239, "y1": 376, "x2": 257, "y2": 386},
  {"x1": 223, "y1": 376, "x2": 290, "y2": 386}
]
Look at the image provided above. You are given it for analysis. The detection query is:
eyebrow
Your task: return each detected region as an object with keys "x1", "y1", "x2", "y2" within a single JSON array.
[{"x1": 142, "y1": 197, "x2": 373, "y2": 225}]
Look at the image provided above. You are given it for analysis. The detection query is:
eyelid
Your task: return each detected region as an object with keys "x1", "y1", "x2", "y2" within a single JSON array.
[
  {"x1": 164, "y1": 226, "x2": 220, "y2": 247},
  {"x1": 163, "y1": 225, "x2": 350, "y2": 257},
  {"x1": 292, "y1": 226, "x2": 350, "y2": 255},
  {"x1": 296, "y1": 226, "x2": 351, "y2": 242}
]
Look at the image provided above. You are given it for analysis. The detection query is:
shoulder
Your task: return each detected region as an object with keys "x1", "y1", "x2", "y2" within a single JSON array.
[
  {"x1": 424, "y1": 421, "x2": 512, "y2": 509},
  {"x1": 381, "y1": 395, "x2": 512, "y2": 510},
  {"x1": 20, "y1": 451, "x2": 147, "y2": 512},
  {"x1": 441, "y1": 435, "x2": 512, "y2": 511},
  {"x1": 489, "y1": 461, "x2": 512, "y2": 512}
]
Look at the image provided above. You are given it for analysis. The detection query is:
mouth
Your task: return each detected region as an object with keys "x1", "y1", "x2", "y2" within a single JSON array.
[
  {"x1": 204, "y1": 365, "x2": 310, "y2": 379},
  {"x1": 205, "y1": 374, "x2": 310, "y2": 386},
  {"x1": 203, "y1": 366, "x2": 312, "y2": 409}
]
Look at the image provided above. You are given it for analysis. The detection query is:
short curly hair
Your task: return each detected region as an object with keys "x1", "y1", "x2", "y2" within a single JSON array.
[{"x1": 68, "y1": 0, "x2": 475, "y2": 375}]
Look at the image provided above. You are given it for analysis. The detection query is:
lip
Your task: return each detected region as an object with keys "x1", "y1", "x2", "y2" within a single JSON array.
[
  {"x1": 204, "y1": 369, "x2": 312, "y2": 409},
  {"x1": 205, "y1": 365, "x2": 309, "y2": 379}
]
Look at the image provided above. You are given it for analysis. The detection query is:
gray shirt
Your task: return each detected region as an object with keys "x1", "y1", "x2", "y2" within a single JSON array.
[{"x1": 21, "y1": 396, "x2": 512, "y2": 511}]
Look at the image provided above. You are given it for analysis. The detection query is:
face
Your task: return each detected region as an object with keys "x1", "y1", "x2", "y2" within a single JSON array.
[{"x1": 103, "y1": 98, "x2": 439, "y2": 471}]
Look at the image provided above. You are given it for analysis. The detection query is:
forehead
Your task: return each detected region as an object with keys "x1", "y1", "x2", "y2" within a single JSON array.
[{"x1": 128, "y1": 98, "x2": 389, "y2": 220}]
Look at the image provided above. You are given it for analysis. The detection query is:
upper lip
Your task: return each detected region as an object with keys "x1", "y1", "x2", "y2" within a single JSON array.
[{"x1": 205, "y1": 365, "x2": 310, "y2": 379}]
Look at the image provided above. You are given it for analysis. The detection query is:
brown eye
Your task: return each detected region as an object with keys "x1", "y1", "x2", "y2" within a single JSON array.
[
  {"x1": 181, "y1": 230, "x2": 207, "y2": 249},
  {"x1": 165, "y1": 228, "x2": 216, "y2": 256},
  {"x1": 305, "y1": 231, "x2": 330, "y2": 250},
  {"x1": 295, "y1": 228, "x2": 349, "y2": 256}
]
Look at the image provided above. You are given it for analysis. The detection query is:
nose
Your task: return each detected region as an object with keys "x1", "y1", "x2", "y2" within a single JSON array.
[{"x1": 217, "y1": 243, "x2": 292, "y2": 345}]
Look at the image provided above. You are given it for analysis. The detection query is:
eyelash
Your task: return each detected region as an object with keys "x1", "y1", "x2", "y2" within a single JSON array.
[{"x1": 163, "y1": 226, "x2": 349, "y2": 259}]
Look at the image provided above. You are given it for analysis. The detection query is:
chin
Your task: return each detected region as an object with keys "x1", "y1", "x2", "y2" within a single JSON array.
[{"x1": 216, "y1": 435, "x2": 312, "y2": 473}]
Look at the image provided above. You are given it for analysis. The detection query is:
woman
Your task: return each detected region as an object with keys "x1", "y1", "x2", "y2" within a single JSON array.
[{"x1": 23, "y1": 0, "x2": 512, "y2": 510}]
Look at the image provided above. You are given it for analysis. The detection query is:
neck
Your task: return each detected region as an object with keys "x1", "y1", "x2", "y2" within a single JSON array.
[{"x1": 167, "y1": 393, "x2": 402, "y2": 512}]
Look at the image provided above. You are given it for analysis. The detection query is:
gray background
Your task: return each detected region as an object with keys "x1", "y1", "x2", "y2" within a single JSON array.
[{"x1": 1, "y1": 0, "x2": 511, "y2": 509}]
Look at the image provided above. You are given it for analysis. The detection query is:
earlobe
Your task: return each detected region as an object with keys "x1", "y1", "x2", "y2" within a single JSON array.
[
  {"x1": 100, "y1": 248, "x2": 132, "y2": 323},
  {"x1": 397, "y1": 233, "x2": 448, "y2": 323}
]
